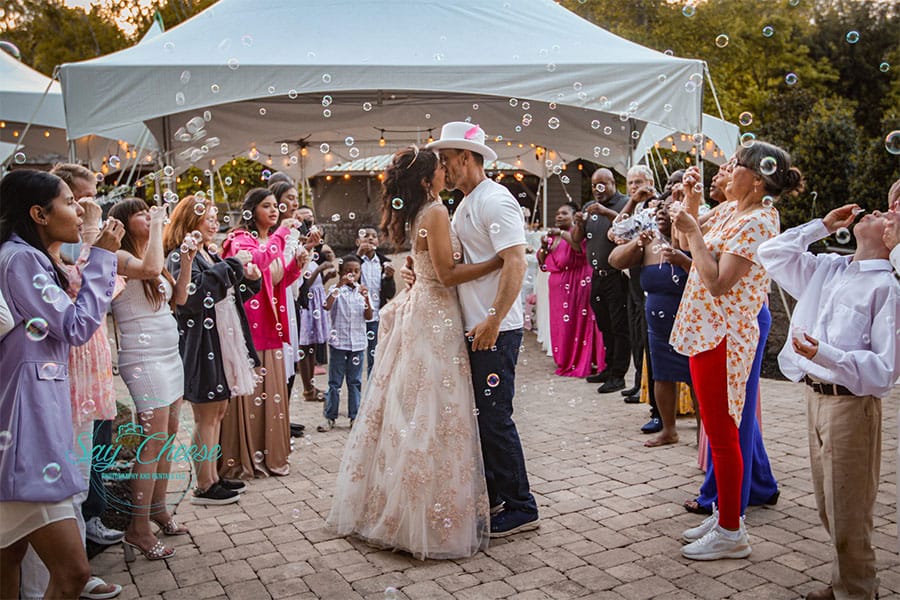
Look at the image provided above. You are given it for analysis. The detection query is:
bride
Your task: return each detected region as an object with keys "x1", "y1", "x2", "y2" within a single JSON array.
[{"x1": 326, "y1": 146, "x2": 502, "y2": 559}]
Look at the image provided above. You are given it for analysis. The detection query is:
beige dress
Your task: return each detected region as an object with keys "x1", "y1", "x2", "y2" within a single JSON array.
[{"x1": 326, "y1": 207, "x2": 489, "y2": 559}]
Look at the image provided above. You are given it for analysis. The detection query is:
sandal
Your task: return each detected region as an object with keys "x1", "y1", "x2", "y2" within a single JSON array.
[
  {"x1": 150, "y1": 516, "x2": 189, "y2": 536},
  {"x1": 123, "y1": 538, "x2": 175, "y2": 562},
  {"x1": 81, "y1": 576, "x2": 122, "y2": 599},
  {"x1": 682, "y1": 499, "x2": 713, "y2": 515}
]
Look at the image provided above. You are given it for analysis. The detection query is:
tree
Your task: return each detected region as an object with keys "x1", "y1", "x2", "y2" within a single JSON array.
[
  {"x1": 0, "y1": 0, "x2": 128, "y2": 77},
  {"x1": 785, "y1": 96, "x2": 860, "y2": 229}
]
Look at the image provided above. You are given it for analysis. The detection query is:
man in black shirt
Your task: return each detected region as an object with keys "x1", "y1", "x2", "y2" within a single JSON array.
[{"x1": 572, "y1": 168, "x2": 631, "y2": 393}]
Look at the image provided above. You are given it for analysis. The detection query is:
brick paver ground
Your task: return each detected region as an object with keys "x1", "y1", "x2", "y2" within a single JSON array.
[{"x1": 92, "y1": 333, "x2": 899, "y2": 599}]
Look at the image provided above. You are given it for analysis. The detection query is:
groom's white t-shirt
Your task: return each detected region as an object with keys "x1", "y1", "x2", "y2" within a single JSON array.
[{"x1": 451, "y1": 178, "x2": 526, "y2": 333}]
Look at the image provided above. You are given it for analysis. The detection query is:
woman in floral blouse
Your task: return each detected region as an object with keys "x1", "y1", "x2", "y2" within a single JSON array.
[{"x1": 669, "y1": 141, "x2": 803, "y2": 561}]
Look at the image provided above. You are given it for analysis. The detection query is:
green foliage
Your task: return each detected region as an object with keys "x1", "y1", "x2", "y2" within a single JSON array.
[
  {"x1": 0, "y1": 0, "x2": 129, "y2": 76},
  {"x1": 142, "y1": 157, "x2": 268, "y2": 211},
  {"x1": 564, "y1": 0, "x2": 900, "y2": 227},
  {"x1": 783, "y1": 96, "x2": 859, "y2": 227}
]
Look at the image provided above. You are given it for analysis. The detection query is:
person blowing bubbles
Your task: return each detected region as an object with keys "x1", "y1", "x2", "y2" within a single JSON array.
[{"x1": 318, "y1": 256, "x2": 373, "y2": 431}]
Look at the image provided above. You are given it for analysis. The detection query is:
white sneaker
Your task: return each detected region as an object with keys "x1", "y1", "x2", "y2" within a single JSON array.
[
  {"x1": 85, "y1": 516, "x2": 125, "y2": 545},
  {"x1": 683, "y1": 505, "x2": 719, "y2": 542},
  {"x1": 681, "y1": 523, "x2": 751, "y2": 561}
]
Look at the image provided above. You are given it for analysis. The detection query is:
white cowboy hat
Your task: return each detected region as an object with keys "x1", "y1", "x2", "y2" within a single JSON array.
[{"x1": 425, "y1": 122, "x2": 498, "y2": 162}]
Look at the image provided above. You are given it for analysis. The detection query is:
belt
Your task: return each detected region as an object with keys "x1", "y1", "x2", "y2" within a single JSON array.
[{"x1": 803, "y1": 376, "x2": 854, "y2": 397}]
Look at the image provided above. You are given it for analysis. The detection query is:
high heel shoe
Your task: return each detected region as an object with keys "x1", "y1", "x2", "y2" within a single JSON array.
[
  {"x1": 150, "y1": 516, "x2": 189, "y2": 536},
  {"x1": 123, "y1": 538, "x2": 175, "y2": 562}
]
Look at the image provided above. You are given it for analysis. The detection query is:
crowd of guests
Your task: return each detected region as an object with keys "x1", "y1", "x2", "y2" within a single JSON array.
[
  {"x1": 528, "y1": 147, "x2": 899, "y2": 597},
  {"x1": 0, "y1": 164, "x2": 396, "y2": 599},
  {"x1": 1, "y1": 140, "x2": 898, "y2": 600}
]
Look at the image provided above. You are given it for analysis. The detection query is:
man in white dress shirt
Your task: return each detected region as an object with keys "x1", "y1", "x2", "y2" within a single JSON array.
[{"x1": 759, "y1": 203, "x2": 900, "y2": 600}]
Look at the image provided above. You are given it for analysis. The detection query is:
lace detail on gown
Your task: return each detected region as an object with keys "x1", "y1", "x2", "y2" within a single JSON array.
[{"x1": 327, "y1": 205, "x2": 489, "y2": 559}]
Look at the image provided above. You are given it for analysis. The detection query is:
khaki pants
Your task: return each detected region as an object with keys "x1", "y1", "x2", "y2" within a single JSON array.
[{"x1": 806, "y1": 387, "x2": 881, "y2": 600}]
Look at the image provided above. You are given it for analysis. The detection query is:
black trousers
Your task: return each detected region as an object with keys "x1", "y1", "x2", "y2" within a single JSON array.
[
  {"x1": 589, "y1": 270, "x2": 631, "y2": 379},
  {"x1": 627, "y1": 275, "x2": 657, "y2": 415}
]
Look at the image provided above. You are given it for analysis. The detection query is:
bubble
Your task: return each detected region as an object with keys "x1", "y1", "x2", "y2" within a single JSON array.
[
  {"x1": 258, "y1": 107, "x2": 267, "y2": 116},
  {"x1": 248, "y1": 148, "x2": 260, "y2": 160},
  {"x1": 762, "y1": 25, "x2": 775, "y2": 38},
  {"x1": 834, "y1": 227, "x2": 852, "y2": 244},
  {"x1": 682, "y1": 4, "x2": 696, "y2": 17},
  {"x1": 321, "y1": 73, "x2": 332, "y2": 83},
  {"x1": 210, "y1": 83, "x2": 220, "y2": 94},
  {"x1": 684, "y1": 81, "x2": 698, "y2": 93},
  {"x1": 330, "y1": 213, "x2": 341, "y2": 223},
  {"x1": 32, "y1": 273, "x2": 51, "y2": 290},
  {"x1": 0, "y1": 431, "x2": 12, "y2": 450},
  {"x1": 391, "y1": 197, "x2": 404, "y2": 210},
  {"x1": 759, "y1": 156, "x2": 778, "y2": 176},
  {"x1": 884, "y1": 130, "x2": 900, "y2": 155},
  {"x1": 203, "y1": 318, "x2": 215, "y2": 330},
  {"x1": 138, "y1": 333, "x2": 153, "y2": 345},
  {"x1": 13, "y1": 151, "x2": 27, "y2": 165},
  {"x1": 785, "y1": 72, "x2": 798, "y2": 86},
  {"x1": 715, "y1": 34, "x2": 729, "y2": 48},
  {"x1": 845, "y1": 30, "x2": 860, "y2": 44},
  {"x1": 41, "y1": 284, "x2": 63, "y2": 306},
  {"x1": 879, "y1": 62, "x2": 890, "y2": 73},
  {"x1": 488, "y1": 223, "x2": 501, "y2": 235},
  {"x1": 548, "y1": 116, "x2": 560, "y2": 130},
  {"x1": 25, "y1": 317, "x2": 49, "y2": 341},
  {"x1": 187, "y1": 282, "x2": 198, "y2": 295},
  {"x1": 253, "y1": 450, "x2": 264, "y2": 463},
  {"x1": 486, "y1": 373, "x2": 500, "y2": 388},
  {"x1": 738, "y1": 111, "x2": 753, "y2": 127},
  {"x1": 319, "y1": 143, "x2": 330, "y2": 154},
  {"x1": 740, "y1": 132, "x2": 756, "y2": 148},
  {"x1": 163, "y1": 41, "x2": 175, "y2": 53},
  {"x1": 522, "y1": 101, "x2": 530, "y2": 110},
  {"x1": 227, "y1": 58, "x2": 240, "y2": 70},
  {"x1": 762, "y1": 195, "x2": 774, "y2": 208},
  {"x1": 384, "y1": 588, "x2": 399, "y2": 600},
  {"x1": 41, "y1": 462, "x2": 62, "y2": 483},
  {"x1": 203, "y1": 297, "x2": 215, "y2": 309},
  {"x1": 349, "y1": 147, "x2": 360, "y2": 159}
]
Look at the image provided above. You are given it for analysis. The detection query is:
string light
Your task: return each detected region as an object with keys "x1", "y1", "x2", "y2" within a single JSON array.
[
  {"x1": 379, "y1": 130, "x2": 386, "y2": 147},
  {"x1": 427, "y1": 130, "x2": 434, "y2": 144}
]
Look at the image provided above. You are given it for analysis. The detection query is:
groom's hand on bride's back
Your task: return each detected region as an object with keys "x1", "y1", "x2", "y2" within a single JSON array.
[{"x1": 400, "y1": 255, "x2": 416, "y2": 288}]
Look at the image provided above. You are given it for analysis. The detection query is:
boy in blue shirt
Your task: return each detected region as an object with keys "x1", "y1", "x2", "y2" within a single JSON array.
[{"x1": 318, "y1": 255, "x2": 373, "y2": 431}]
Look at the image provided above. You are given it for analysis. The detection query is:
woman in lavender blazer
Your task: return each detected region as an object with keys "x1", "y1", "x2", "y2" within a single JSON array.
[{"x1": 0, "y1": 170, "x2": 123, "y2": 599}]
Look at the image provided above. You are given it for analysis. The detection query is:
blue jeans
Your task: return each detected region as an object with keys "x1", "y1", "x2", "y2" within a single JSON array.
[
  {"x1": 467, "y1": 329, "x2": 538, "y2": 516},
  {"x1": 365, "y1": 321, "x2": 379, "y2": 377},
  {"x1": 697, "y1": 305, "x2": 779, "y2": 513},
  {"x1": 324, "y1": 347, "x2": 363, "y2": 421}
]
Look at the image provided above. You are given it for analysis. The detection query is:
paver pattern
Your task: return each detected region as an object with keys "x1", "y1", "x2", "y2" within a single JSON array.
[{"x1": 92, "y1": 334, "x2": 899, "y2": 599}]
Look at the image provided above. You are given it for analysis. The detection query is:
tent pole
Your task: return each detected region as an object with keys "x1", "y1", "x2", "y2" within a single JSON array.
[
  {"x1": 541, "y1": 171, "x2": 548, "y2": 229},
  {"x1": 124, "y1": 129, "x2": 149, "y2": 187},
  {"x1": 209, "y1": 165, "x2": 215, "y2": 204},
  {"x1": 68, "y1": 140, "x2": 76, "y2": 163},
  {"x1": 2, "y1": 77, "x2": 55, "y2": 169},
  {"x1": 703, "y1": 62, "x2": 727, "y2": 122}
]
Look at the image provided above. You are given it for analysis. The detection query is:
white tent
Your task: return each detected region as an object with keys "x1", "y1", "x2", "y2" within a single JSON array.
[
  {"x1": 632, "y1": 113, "x2": 739, "y2": 168},
  {"x1": 59, "y1": 0, "x2": 705, "y2": 180},
  {"x1": 0, "y1": 41, "x2": 158, "y2": 171}
]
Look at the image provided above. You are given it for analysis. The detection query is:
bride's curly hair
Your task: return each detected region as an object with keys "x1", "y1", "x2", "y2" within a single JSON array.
[{"x1": 380, "y1": 146, "x2": 439, "y2": 247}]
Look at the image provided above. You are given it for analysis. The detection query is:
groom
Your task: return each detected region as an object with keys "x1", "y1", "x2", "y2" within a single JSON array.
[{"x1": 425, "y1": 122, "x2": 540, "y2": 537}]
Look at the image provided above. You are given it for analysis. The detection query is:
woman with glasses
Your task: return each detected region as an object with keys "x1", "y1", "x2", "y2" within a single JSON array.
[{"x1": 669, "y1": 141, "x2": 803, "y2": 560}]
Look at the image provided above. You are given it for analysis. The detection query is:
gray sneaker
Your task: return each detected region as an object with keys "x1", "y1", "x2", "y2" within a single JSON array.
[
  {"x1": 85, "y1": 516, "x2": 125, "y2": 545},
  {"x1": 682, "y1": 523, "x2": 751, "y2": 560},
  {"x1": 316, "y1": 419, "x2": 335, "y2": 432}
]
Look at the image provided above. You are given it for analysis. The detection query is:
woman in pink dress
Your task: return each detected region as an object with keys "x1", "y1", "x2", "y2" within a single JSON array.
[{"x1": 537, "y1": 203, "x2": 605, "y2": 377}]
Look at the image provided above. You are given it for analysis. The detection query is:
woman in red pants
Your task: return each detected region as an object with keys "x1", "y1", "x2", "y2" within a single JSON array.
[{"x1": 669, "y1": 141, "x2": 803, "y2": 560}]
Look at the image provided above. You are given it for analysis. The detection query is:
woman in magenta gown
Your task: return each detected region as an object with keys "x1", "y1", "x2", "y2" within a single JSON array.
[{"x1": 537, "y1": 203, "x2": 605, "y2": 377}]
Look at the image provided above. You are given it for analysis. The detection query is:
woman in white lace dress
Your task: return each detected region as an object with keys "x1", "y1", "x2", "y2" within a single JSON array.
[{"x1": 327, "y1": 147, "x2": 502, "y2": 559}]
